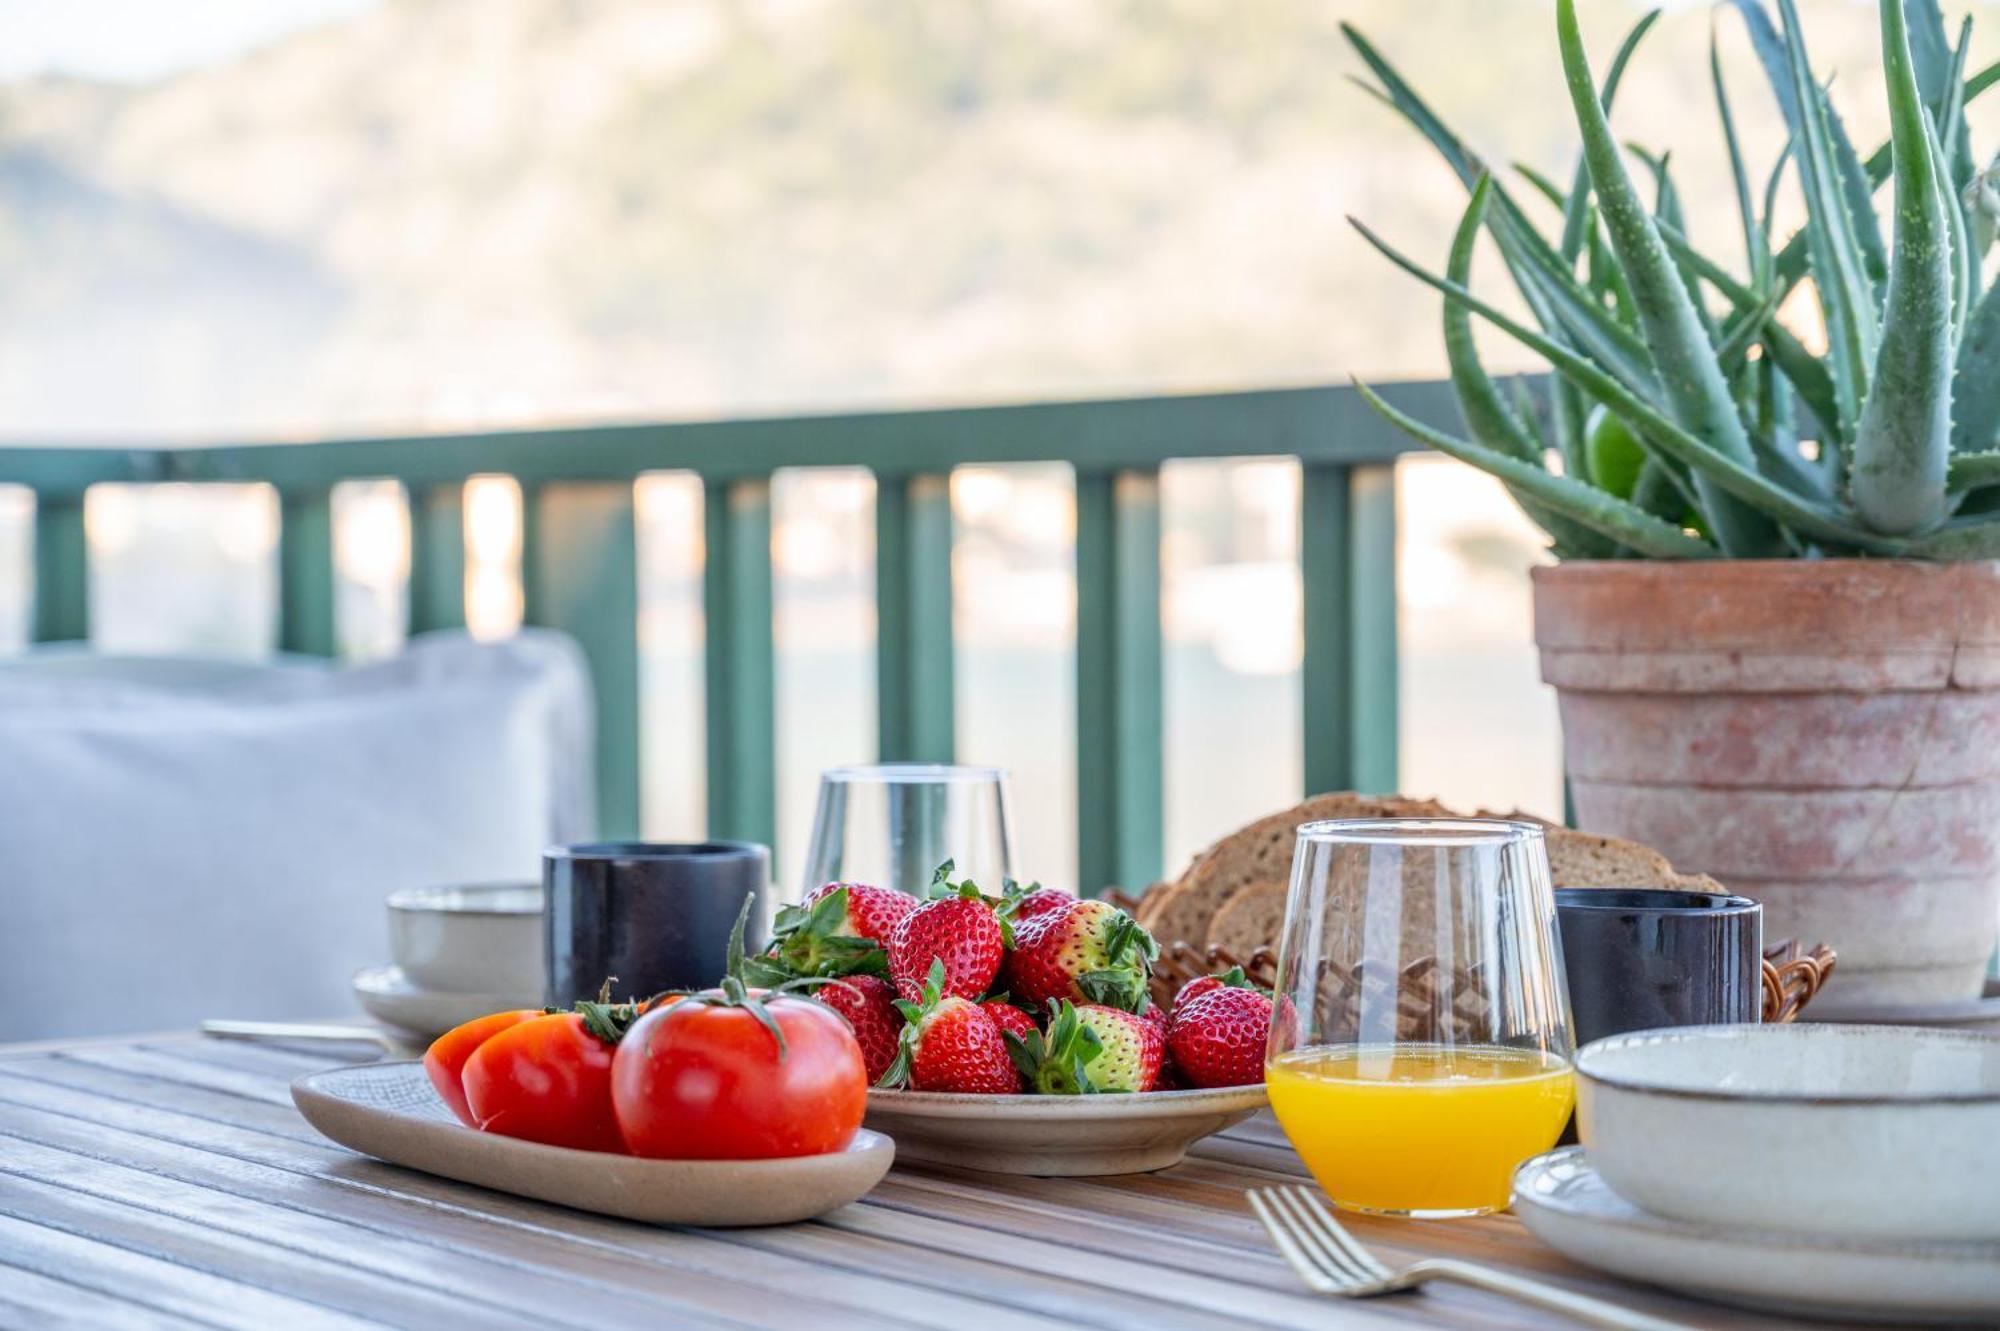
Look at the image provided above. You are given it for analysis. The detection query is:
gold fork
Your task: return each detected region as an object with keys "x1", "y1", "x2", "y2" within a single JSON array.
[{"x1": 1248, "y1": 1186, "x2": 1692, "y2": 1330}]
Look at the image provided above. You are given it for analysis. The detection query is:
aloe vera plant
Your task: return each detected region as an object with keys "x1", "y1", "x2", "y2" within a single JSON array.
[{"x1": 1349, "y1": 0, "x2": 2000, "y2": 558}]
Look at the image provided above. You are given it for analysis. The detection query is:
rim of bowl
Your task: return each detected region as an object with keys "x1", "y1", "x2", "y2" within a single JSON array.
[
  {"x1": 385, "y1": 884, "x2": 541, "y2": 916},
  {"x1": 1295, "y1": 817, "x2": 1547, "y2": 847},
  {"x1": 1575, "y1": 1023, "x2": 2000, "y2": 1106},
  {"x1": 543, "y1": 840, "x2": 768, "y2": 863},
  {"x1": 1553, "y1": 887, "x2": 1759, "y2": 914},
  {"x1": 820, "y1": 763, "x2": 1007, "y2": 784}
]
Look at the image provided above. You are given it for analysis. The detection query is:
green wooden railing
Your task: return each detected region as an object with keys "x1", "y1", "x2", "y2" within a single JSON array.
[{"x1": 0, "y1": 380, "x2": 1453, "y2": 891}]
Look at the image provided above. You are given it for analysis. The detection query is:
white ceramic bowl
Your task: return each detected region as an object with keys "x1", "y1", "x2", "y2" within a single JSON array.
[
  {"x1": 1576, "y1": 1023, "x2": 2000, "y2": 1242},
  {"x1": 386, "y1": 884, "x2": 544, "y2": 996},
  {"x1": 863, "y1": 1084, "x2": 1267, "y2": 1175}
]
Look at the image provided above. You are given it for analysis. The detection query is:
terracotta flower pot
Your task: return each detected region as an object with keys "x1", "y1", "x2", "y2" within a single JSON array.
[{"x1": 1534, "y1": 560, "x2": 2000, "y2": 1010}]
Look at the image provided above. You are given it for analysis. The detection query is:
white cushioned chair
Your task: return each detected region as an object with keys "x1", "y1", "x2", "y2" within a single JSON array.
[{"x1": 0, "y1": 630, "x2": 593, "y2": 1041}]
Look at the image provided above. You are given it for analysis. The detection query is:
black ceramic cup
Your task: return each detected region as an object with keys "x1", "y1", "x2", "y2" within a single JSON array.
[
  {"x1": 543, "y1": 842, "x2": 770, "y2": 1007},
  {"x1": 1555, "y1": 887, "x2": 1763, "y2": 1048}
]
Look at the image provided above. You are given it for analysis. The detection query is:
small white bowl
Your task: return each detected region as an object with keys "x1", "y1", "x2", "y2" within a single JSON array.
[
  {"x1": 386, "y1": 884, "x2": 544, "y2": 997},
  {"x1": 1576, "y1": 1023, "x2": 2000, "y2": 1242},
  {"x1": 863, "y1": 1084, "x2": 1267, "y2": 1175}
]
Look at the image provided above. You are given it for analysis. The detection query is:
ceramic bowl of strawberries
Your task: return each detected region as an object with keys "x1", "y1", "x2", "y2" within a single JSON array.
[{"x1": 751, "y1": 865, "x2": 1271, "y2": 1176}]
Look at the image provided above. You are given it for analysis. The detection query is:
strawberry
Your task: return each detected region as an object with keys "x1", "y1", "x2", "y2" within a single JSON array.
[
  {"x1": 883, "y1": 961, "x2": 1019, "y2": 1093},
  {"x1": 746, "y1": 884, "x2": 900, "y2": 984},
  {"x1": 1003, "y1": 899, "x2": 1158, "y2": 1014},
  {"x1": 888, "y1": 878, "x2": 1006, "y2": 1003},
  {"x1": 1007, "y1": 999, "x2": 1161, "y2": 1093},
  {"x1": 813, "y1": 974, "x2": 903, "y2": 1084},
  {"x1": 999, "y1": 879, "x2": 1075, "y2": 923},
  {"x1": 979, "y1": 999, "x2": 1038, "y2": 1042},
  {"x1": 1172, "y1": 965, "x2": 1259, "y2": 1014},
  {"x1": 1166, "y1": 984, "x2": 1272, "y2": 1088},
  {"x1": 805, "y1": 880, "x2": 917, "y2": 947}
]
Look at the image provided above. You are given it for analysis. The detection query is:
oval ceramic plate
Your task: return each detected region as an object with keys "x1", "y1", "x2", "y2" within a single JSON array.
[
  {"x1": 1514, "y1": 1148, "x2": 2000, "y2": 1325},
  {"x1": 864, "y1": 1084, "x2": 1267, "y2": 1175},
  {"x1": 294, "y1": 1061, "x2": 894, "y2": 1227}
]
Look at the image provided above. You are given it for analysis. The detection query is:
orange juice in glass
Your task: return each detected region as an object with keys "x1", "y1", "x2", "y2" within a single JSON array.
[{"x1": 1265, "y1": 820, "x2": 1574, "y2": 1217}]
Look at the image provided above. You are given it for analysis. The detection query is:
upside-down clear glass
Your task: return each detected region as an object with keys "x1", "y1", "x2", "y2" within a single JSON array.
[
  {"x1": 1265, "y1": 818, "x2": 1575, "y2": 1217},
  {"x1": 799, "y1": 764, "x2": 1015, "y2": 899}
]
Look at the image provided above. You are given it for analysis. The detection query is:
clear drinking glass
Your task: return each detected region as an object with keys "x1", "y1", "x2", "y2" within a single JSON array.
[
  {"x1": 799, "y1": 764, "x2": 1015, "y2": 898},
  {"x1": 1265, "y1": 818, "x2": 1574, "y2": 1218}
]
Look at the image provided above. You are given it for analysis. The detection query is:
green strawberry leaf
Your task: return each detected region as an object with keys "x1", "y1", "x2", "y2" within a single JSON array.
[{"x1": 1077, "y1": 967, "x2": 1146, "y2": 1013}]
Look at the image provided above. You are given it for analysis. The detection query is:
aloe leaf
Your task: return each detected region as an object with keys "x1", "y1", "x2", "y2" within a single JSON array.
[
  {"x1": 1490, "y1": 193, "x2": 1661, "y2": 397},
  {"x1": 1728, "y1": 0, "x2": 1880, "y2": 424},
  {"x1": 1628, "y1": 145, "x2": 1718, "y2": 335},
  {"x1": 1907, "y1": 514, "x2": 2000, "y2": 558},
  {"x1": 1948, "y1": 451, "x2": 2000, "y2": 491},
  {"x1": 1953, "y1": 280, "x2": 2000, "y2": 453},
  {"x1": 1905, "y1": 0, "x2": 1977, "y2": 190},
  {"x1": 1560, "y1": 8, "x2": 1664, "y2": 262},
  {"x1": 1443, "y1": 180, "x2": 1619, "y2": 557},
  {"x1": 1444, "y1": 180, "x2": 1543, "y2": 464},
  {"x1": 1343, "y1": 21, "x2": 1578, "y2": 422},
  {"x1": 1849, "y1": 0, "x2": 1954, "y2": 536},
  {"x1": 1931, "y1": 107, "x2": 1974, "y2": 349},
  {"x1": 1558, "y1": 0, "x2": 1780, "y2": 557},
  {"x1": 1729, "y1": 1, "x2": 1890, "y2": 283},
  {"x1": 1342, "y1": 25, "x2": 1481, "y2": 183},
  {"x1": 1657, "y1": 220, "x2": 1841, "y2": 443},
  {"x1": 1712, "y1": 22, "x2": 1769, "y2": 287},
  {"x1": 1937, "y1": 21, "x2": 1981, "y2": 299},
  {"x1": 1352, "y1": 216, "x2": 1904, "y2": 553},
  {"x1": 1355, "y1": 380, "x2": 1717, "y2": 559},
  {"x1": 1514, "y1": 163, "x2": 1567, "y2": 213}
]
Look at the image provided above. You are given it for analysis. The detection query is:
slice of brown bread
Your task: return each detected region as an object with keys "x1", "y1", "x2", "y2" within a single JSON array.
[
  {"x1": 1206, "y1": 880, "x2": 1288, "y2": 958},
  {"x1": 1187, "y1": 803, "x2": 1732, "y2": 964},
  {"x1": 1477, "y1": 809, "x2": 1723, "y2": 892},
  {"x1": 1151, "y1": 792, "x2": 1449, "y2": 949}
]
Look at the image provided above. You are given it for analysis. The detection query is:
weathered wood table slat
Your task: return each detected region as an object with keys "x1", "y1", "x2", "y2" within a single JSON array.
[{"x1": 0, "y1": 1032, "x2": 1830, "y2": 1330}]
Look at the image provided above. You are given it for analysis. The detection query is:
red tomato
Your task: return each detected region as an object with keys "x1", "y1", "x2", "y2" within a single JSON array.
[
  {"x1": 423, "y1": 1009, "x2": 541, "y2": 1126},
  {"x1": 461, "y1": 1012, "x2": 625, "y2": 1152},
  {"x1": 611, "y1": 991, "x2": 866, "y2": 1159}
]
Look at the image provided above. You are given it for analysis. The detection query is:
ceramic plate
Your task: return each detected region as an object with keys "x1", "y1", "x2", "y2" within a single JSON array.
[
  {"x1": 863, "y1": 1084, "x2": 1267, "y2": 1175},
  {"x1": 351, "y1": 964, "x2": 543, "y2": 1039},
  {"x1": 1514, "y1": 1148, "x2": 2000, "y2": 1325},
  {"x1": 293, "y1": 1061, "x2": 895, "y2": 1227}
]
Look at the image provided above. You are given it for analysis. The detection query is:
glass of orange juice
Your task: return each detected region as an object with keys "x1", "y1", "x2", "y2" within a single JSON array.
[{"x1": 1265, "y1": 818, "x2": 1574, "y2": 1218}]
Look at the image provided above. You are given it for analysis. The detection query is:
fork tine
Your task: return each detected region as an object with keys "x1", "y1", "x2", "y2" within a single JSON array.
[
  {"x1": 1268, "y1": 1187, "x2": 1369, "y2": 1285},
  {"x1": 1286, "y1": 1187, "x2": 1395, "y2": 1282},
  {"x1": 1247, "y1": 1190, "x2": 1338, "y2": 1294}
]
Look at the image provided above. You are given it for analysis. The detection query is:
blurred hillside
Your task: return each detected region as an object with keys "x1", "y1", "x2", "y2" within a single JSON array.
[{"x1": 2, "y1": 0, "x2": 1986, "y2": 441}]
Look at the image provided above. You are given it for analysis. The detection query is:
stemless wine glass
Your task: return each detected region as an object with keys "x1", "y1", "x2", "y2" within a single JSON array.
[
  {"x1": 1265, "y1": 818, "x2": 1574, "y2": 1218},
  {"x1": 799, "y1": 764, "x2": 1015, "y2": 898}
]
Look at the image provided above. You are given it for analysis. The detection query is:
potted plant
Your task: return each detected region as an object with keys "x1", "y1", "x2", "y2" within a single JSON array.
[{"x1": 1347, "y1": 0, "x2": 2000, "y2": 1008}]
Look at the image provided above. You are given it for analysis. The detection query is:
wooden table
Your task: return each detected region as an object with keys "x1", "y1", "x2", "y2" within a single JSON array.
[{"x1": 0, "y1": 1031, "x2": 1825, "y2": 1330}]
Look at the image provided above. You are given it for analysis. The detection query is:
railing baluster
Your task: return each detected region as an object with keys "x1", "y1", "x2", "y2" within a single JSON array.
[
  {"x1": 518, "y1": 482, "x2": 544, "y2": 627},
  {"x1": 1301, "y1": 462, "x2": 1399, "y2": 795},
  {"x1": 527, "y1": 482, "x2": 642, "y2": 840},
  {"x1": 279, "y1": 489, "x2": 337, "y2": 656},
  {"x1": 1075, "y1": 468, "x2": 1164, "y2": 896},
  {"x1": 703, "y1": 477, "x2": 777, "y2": 851},
  {"x1": 407, "y1": 482, "x2": 466, "y2": 635},
  {"x1": 32, "y1": 495, "x2": 88, "y2": 644},
  {"x1": 875, "y1": 472, "x2": 955, "y2": 763}
]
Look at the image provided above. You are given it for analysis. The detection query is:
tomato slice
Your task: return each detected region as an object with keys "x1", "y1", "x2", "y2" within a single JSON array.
[
  {"x1": 460, "y1": 1012, "x2": 625, "y2": 1152},
  {"x1": 423, "y1": 1009, "x2": 541, "y2": 1126}
]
